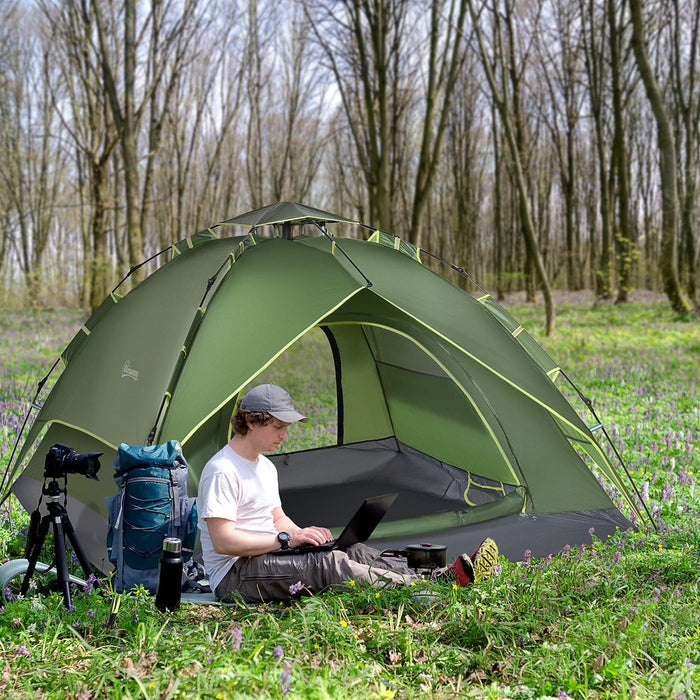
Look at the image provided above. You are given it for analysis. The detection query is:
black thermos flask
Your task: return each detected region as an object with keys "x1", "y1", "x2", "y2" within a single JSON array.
[{"x1": 155, "y1": 537, "x2": 183, "y2": 612}]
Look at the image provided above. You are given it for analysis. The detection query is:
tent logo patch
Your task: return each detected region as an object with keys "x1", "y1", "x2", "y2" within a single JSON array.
[{"x1": 121, "y1": 361, "x2": 140, "y2": 381}]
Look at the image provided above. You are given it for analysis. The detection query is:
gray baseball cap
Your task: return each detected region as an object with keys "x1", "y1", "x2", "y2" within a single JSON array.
[{"x1": 240, "y1": 383, "x2": 308, "y2": 423}]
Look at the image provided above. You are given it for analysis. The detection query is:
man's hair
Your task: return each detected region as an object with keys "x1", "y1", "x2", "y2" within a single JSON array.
[{"x1": 231, "y1": 408, "x2": 273, "y2": 436}]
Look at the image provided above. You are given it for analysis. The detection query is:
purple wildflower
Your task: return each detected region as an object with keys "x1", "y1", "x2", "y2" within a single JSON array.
[
  {"x1": 273, "y1": 645, "x2": 284, "y2": 660},
  {"x1": 14, "y1": 645, "x2": 31, "y2": 658},
  {"x1": 588, "y1": 527, "x2": 595, "y2": 536},
  {"x1": 279, "y1": 660, "x2": 293, "y2": 695},
  {"x1": 83, "y1": 573, "x2": 100, "y2": 595},
  {"x1": 13, "y1": 617, "x2": 21, "y2": 625},
  {"x1": 613, "y1": 551, "x2": 622, "y2": 564},
  {"x1": 288, "y1": 580, "x2": 304, "y2": 596},
  {"x1": 229, "y1": 624, "x2": 243, "y2": 651},
  {"x1": 523, "y1": 549, "x2": 532, "y2": 567},
  {"x1": 562, "y1": 544, "x2": 571, "y2": 558},
  {"x1": 4, "y1": 586, "x2": 13, "y2": 601}
]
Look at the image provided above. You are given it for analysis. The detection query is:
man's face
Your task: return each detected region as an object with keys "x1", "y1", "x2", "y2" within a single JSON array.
[{"x1": 250, "y1": 417, "x2": 291, "y2": 453}]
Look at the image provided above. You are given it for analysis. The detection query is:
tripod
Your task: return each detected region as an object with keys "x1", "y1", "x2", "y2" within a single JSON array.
[{"x1": 20, "y1": 479, "x2": 94, "y2": 609}]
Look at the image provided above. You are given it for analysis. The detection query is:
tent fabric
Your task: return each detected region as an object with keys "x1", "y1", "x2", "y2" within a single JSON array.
[{"x1": 10, "y1": 204, "x2": 637, "y2": 569}]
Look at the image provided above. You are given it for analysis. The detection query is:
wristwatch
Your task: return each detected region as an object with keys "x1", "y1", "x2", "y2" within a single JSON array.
[{"x1": 277, "y1": 532, "x2": 291, "y2": 550}]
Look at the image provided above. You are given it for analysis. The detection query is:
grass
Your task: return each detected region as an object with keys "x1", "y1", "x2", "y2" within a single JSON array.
[{"x1": 0, "y1": 293, "x2": 698, "y2": 699}]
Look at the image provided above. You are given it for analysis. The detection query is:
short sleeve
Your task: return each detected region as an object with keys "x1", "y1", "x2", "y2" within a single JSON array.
[{"x1": 199, "y1": 470, "x2": 240, "y2": 522}]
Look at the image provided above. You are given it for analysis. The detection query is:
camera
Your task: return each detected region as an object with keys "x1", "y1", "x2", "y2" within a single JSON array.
[{"x1": 44, "y1": 443, "x2": 102, "y2": 481}]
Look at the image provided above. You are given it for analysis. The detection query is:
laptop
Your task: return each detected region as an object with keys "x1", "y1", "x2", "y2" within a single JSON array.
[{"x1": 271, "y1": 492, "x2": 398, "y2": 555}]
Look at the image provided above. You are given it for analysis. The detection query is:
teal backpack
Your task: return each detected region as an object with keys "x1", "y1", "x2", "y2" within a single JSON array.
[{"x1": 106, "y1": 441, "x2": 198, "y2": 593}]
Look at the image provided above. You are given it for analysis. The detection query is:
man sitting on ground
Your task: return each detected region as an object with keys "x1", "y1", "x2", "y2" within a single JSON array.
[{"x1": 197, "y1": 383, "x2": 498, "y2": 603}]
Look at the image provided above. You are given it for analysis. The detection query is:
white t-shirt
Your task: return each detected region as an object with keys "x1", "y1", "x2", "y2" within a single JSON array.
[{"x1": 197, "y1": 443, "x2": 282, "y2": 592}]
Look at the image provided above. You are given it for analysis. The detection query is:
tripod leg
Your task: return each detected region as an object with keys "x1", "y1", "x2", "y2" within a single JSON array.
[
  {"x1": 62, "y1": 514, "x2": 94, "y2": 580},
  {"x1": 52, "y1": 516, "x2": 73, "y2": 609},
  {"x1": 19, "y1": 514, "x2": 51, "y2": 597}
]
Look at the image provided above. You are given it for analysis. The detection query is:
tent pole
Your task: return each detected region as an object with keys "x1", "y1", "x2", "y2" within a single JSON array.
[
  {"x1": 0, "y1": 358, "x2": 60, "y2": 505},
  {"x1": 111, "y1": 245, "x2": 174, "y2": 295},
  {"x1": 315, "y1": 223, "x2": 373, "y2": 287},
  {"x1": 560, "y1": 370, "x2": 656, "y2": 530}
]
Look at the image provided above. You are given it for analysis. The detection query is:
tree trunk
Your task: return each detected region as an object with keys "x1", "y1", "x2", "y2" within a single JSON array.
[
  {"x1": 468, "y1": 0, "x2": 555, "y2": 333},
  {"x1": 629, "y1": 0, "x2": 693, "y2": 314},
  {"x1": 609, "y1": 0, "x2": 634, "y2": 304}
]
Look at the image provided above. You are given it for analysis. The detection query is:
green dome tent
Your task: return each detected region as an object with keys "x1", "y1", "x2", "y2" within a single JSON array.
[{"x1": 6, "y1": 202, "x2": 643, "y2": 570}]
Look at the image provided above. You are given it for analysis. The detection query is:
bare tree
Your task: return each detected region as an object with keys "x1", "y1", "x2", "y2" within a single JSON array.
[
  {"x1": 608, "y1": 0, "x2": 637, "y2": 303},
  {"x1": 40, "y1": 0, "x2": 120, "y2": 310},
  {"x1": 0, "y1": 4, "x2": 66, "y2": 305},
  {"x1": 629, "y1": 0, "x2": 694, "y2": 313},
  {"x1": 305, "y1": 1, "x2": 468, "y2": 245},
  {"x1": 579, "y1": 0, "x2": 615, "y2": 299},
  {"x1": 407, "y1": 0, "x2": 468, "y2": 247},
  {"x1": 670, "y1": 0, "x2": 699, "y2": 303},
  {"x1": 244, "y1": 2, "x2": 329, "y2": 207},
  {"x1": 92, "y1": 0, "x2": 204, "y2": 273},
  {"x1": 535, "y1": 0, "x2": 586, "y2": 291},
  {"x1": 155, "y1": 6, "x2": 246, "y2": 242},
  {"x1": 304, "y1": 0, "x2": 411, "y2": 231},
  {"x1": 468, "y1": 0, "x2": 556, "y2": 334},
  {"x1": 445, "y1": 48, "x2": 488, "y2": 281}
]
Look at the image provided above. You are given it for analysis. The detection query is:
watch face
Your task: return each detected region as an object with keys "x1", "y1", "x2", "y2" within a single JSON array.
[{"x1": 278, "y1": 532, "x2": 290, "y2": 548}]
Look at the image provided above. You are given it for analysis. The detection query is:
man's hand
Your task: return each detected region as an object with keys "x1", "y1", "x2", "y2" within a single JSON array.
[{"x1": 289, "y1": 526, "x2": 333, "y2": 548}]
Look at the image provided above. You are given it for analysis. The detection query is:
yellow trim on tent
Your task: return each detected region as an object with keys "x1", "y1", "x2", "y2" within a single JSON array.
[
  {"x1": 323, "y1": 320, "x2": 522, "y2": 486},
  {"x1": 512, "y1": 325, "x2": 525, "y2": 337},
  {"x1": 463, "y1": 477, "x2": 507, "y2": 506},
  {"x1": 80, "y1": 325, "x2": 91, "y2": 336},
  {"x1": 43, "y1": 420, "x2": 118, "y2": 451},
  {"x1": 178, "y1": 287, "x2": 366, "y2": 446},
  {"x1": 463, "y1": 489, "x2": 477, "y2": 507},
  {"x1": 368, "y1": 230, "x2": 381, "y2": 243},
  {"x1": 547, "y1": 367, "x2": 561, "y2": 382},
  {"x1": 477, "y1": 293, "x2": 490, "y2": 302}
]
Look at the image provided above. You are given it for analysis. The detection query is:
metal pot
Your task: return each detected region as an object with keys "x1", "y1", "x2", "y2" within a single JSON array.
[{"x1": 404, "y1": 543, "x2": 447, "y2": 570}]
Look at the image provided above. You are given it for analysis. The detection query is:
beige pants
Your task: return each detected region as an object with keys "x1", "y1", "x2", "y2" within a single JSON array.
[{"x1": 215, "y1": 543, "x2": 420, "y2": 603}]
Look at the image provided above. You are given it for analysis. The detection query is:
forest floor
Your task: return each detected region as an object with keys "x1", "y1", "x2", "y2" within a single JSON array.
[{"x1": 0, "y1": 295, "x2": 698, "y2": 699}]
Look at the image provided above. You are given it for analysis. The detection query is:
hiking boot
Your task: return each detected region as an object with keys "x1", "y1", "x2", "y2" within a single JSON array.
[
  {"x1": 450, "y1": 553, "x2": 476, "y2": 586},
  {"x1": 471, "y1": 537, "x2": 499, "y2": 582}
]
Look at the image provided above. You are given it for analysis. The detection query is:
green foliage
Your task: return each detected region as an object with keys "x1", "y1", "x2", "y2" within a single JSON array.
[{"x1": 1, "y1": 297, "x2": 698, "y2": 698}]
